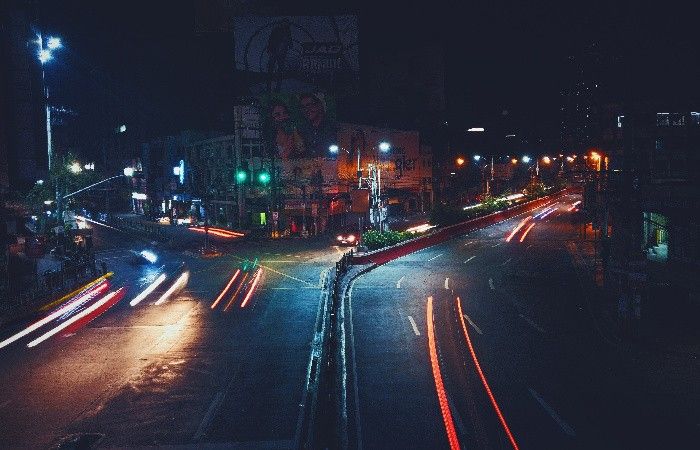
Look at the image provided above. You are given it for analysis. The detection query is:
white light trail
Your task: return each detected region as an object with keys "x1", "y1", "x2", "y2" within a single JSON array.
[
  {"x1": 130, "y1": 273, "x2": 167, "y2": 306},
  {"x1": 0, "y1": 282, "x2": 107, "y2": 350},
  {"x1": 27, "y1": 289, "x2": 123, "y2": 348},
  {"x1": 154, "y1": 272, "x2": 189, "y2": 306}
]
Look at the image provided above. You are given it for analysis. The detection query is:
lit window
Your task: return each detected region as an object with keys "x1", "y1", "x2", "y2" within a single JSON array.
[
  {"x1": 655, "y1": 139, "x2": 664, "y2": 152},
  {"x1": 671, "y1": 113, "x2": 685, "y2": 126},
  {"x1": 617, "y1": 115, "x2": 625, "y2": 128},
  {"x1": 691, "y1": 112, "x2": 700, "y2": 126},
  {"x1": 657, "y1": 113, "x2": 670, "y2": 126}
]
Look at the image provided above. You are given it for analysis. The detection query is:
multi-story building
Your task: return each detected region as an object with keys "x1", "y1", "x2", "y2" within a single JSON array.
[{"x1": 600, "y1": 104, "x2": 699, "y2": 330}]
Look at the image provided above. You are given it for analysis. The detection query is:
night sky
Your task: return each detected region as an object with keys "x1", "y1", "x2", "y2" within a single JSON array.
[{"x1": 37, "y1": 0, "x2": 700, "y2": 140}]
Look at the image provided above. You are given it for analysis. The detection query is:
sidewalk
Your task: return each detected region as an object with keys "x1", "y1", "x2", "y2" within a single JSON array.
[{"x1": 566, "y1": 237, "x2": 700, "y2": 359}]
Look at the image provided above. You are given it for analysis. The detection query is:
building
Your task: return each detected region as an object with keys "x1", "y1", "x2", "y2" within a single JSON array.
[{"x1": 598, "y1": 104, "x2": 699, "y2": 331}]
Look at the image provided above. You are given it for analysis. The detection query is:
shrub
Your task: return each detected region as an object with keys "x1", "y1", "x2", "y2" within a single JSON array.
[{"x1": 362, "y1": 229, "x2": 416, "y2": 250}]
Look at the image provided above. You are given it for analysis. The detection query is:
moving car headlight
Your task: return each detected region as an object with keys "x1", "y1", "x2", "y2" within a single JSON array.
[{"x1": 140, "y1": 250, "x2": 158, "y2": 263}]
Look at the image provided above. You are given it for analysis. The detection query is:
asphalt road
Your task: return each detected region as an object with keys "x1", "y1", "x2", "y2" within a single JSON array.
[
  {"x1": 348, "y1": 194, "x2": 699, "y2": 449},
  {"x1": 0, "y1": 222, "x2": 345, "y2": 448}
]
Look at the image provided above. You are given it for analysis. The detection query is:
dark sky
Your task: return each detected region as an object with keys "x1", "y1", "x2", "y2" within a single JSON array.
[{"x1": 37, "y1": 0, "x2": 700, "y2": 140}]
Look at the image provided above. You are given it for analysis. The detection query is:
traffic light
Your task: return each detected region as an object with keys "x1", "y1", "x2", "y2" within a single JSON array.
[
  {"x1": 257, "y1": 170, "x2": 271, "y2": 185},
  {"x1": 235, "y1": 168, "x2": 247, "y2": 183}
]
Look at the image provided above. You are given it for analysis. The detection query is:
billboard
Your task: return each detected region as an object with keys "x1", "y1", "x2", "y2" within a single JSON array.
[
  {"x1": 261, "y1": 92, "x2": 337, "y2": 160},
  {"x1": 233, "y1": 16, "x2": 359, "y2": 95}
]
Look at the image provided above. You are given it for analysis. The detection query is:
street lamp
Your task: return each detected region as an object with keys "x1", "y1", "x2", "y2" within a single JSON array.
[
  {"x1": 328, "y1": 144, "x2": 339, "y2": 154},
  {"x1": 378, "y1": 141, "x2": 391, "y2": 152},
  {"x1": 35, "y1": 34, "x2": 63, "y2": 171},
  {"x1": 69, "y1": 161, "x2": 82, "y2": 174},
  {"x1": 542, "y1": 156, "x2": 551, "y2": 164},
  {"x1": 123, "y1": 167, "x2": 135, "y2": 177},
  {"x1": 473, "y1": 154, "x2": 481, "y2": 162},
  {"x1": 521, "y1": 155, "x2": 531, "y2": 164},
  {"x1": 456, "y1": 157, "x2": 465, "y2": 166}
]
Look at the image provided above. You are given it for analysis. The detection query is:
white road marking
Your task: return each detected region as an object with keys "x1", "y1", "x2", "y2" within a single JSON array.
[
  {"x1": 396, "y1": 276, "x2": 405, "y2": 289},
  {"x1": 501, "y1": 258, "x2": 512, "y2": 266},
  {"x1": 444, "y1": 278, "x2": 450, "y2": 290},
  {"x1": 193, "y1": 391, "x2": 225, "y2": 441},
  {"x1": 464, "y1": 256, "x2": 476, "y2": 264},
  {"x1": 407, "y1": 316, "x2": 420, "y2": 335},
  {"x1": 528, "y1": 387, "x2": 576, "y2": 437},
  {"x1": 526, "y1": 244, "x2": 534, "y2": 249},
  {"x1": 463, "y1": 314, "x2": 483, "y2": 335},
  {"x1": 464, "y1": 241, "x2": 475, "y2": 246},
  {"x1": 427, "y1": 253, "x2": 443, "y2": 262},
  {"x1": 519, "y1": 314, "x2": 546, "y2": 333},
  {"x1": 488, "y1": 278, "x2": 495, "y2": 290},
  {"x1": 492, "y1": 242, "x2": 502, "y2": 247}
]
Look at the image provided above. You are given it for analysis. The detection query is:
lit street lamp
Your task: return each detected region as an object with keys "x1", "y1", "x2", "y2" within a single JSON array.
[
  {"x1": 473, "y1": 154, "x2": 481, "y2": 162},
  {"x1": 378, "y1": 141, "x2": 391, "y2": 152},
  {"x1": 35, "y1": 34, "x2": 63, "y2": 171}
]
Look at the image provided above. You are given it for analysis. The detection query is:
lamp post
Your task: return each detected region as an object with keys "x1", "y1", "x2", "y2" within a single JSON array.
[{"x1": 35, "y1": 34, "x2": 62, "y2": 171}]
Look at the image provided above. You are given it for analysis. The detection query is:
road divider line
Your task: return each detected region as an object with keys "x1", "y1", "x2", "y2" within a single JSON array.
[
  {"x1": 519, "y1": 314, "x2": 546, "y2": 334},
  {"x1": 463, "y1": 314, "x2": 483, "y2": 335},
  {"x1": 456, "y1": 297, "x2": 519, "y2": 449},
  {"x1": 193, "y1": 391, "x2": 224, "y2": 442},
  {"x1": 427, "y1": 297, "x2": 461, "y2": 450},
  {"x1": 488, "y1": 278, "x2": 495, "y2": 290},
  {"x1": 444, "y1": 278, "x2": 450, "y2": 290},
  {"x1": 464, "y1": 256, "x2": 476, "y2": 264},
  {"x1": 501, "y1": 258, "x2": 512, "y2": 266},
  {"x1": 396, "y1": 276, "x2": 405, "y2": 289},
  {"x1": 428, "y1": 253, "x2": 443, "y2": 262},
  {"x1": 527, "y1": 387, "x2": 576, "y2": 437},
  {"x1": 407, "y1": 315, "x2": 420, "y2": 335},
  {"x1": 492, "y1": 242, "x2": 502, "y2": 247}
]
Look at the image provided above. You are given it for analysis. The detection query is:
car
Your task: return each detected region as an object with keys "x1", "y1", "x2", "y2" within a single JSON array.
[{"x1": 335, "y1": 227, "x2": 361, "y2": 246}]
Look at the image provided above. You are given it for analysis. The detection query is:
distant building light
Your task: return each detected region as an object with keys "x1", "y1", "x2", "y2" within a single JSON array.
[
  {"x1": 467, "y1": 127, "x2": 485, "y2": 132},
  {"x1": 36, "y1": 179, "x2": 44, "y2": 185},
  {"x1": 329, "y1": 144, "x2": 339, "y2": 154},
  {"x1": 617, "y1": 115, "x2": 624, "y2": 128},
  {"x1": 473, "y1": 155, "x2": 481, "y2": 162},
  {"x1": 43, "y1": 200, "x2": 53, "y2": 205},
  {"x1": 131, "y1": 192, "x2": 147, "y2": 200},
  {"x1": 119, "y1": 124, "x2": 127, "y2": 133},
  {"x1": 173, "y1": 167, "x2": 181, "y2": 176},
  {"x1": 521, "y1": 155, "x2": 531, "y2": 163},
  {"x1": 378, "y1": 141, "x2": 391, "y2": 152},
  {"x1": 123, "y1": 167, "x2": 135, "y2": 177},
  {"x1": 505, "y1": 134, "x2": 516, "y2": 138}
]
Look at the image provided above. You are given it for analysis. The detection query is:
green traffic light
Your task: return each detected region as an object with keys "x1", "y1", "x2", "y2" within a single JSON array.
[
  {"x1": 258, "y1": 171, "x2": 270, "y2": 185},
  {"x1": 236, "y1": 170, "x2": 247, "y2": 183}
]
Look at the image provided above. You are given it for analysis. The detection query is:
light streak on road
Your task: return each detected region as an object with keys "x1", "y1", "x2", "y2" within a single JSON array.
[
  {"x1": 240, "y1": 269, "x2": 263, "y2": 308},
  {"x1": 567, "y1": 200, "x2": 581, "y2": 211},
  {"x1": 40, "y1": 272, "x2": 114, "y2": 311},
  {"x1": 533, "y1": 203, "x2": 558, "y2": 219},
  {"x1": 538, "y1": 205, "x2": 559, "y2": 219},
  {"x1": 75, "y1": 215, "x2": 120, "y2": 231},
  {"x1": 224, "y1": 273, "x2": 248, "y2": 311},
  {"x1": 456, "y1": 297, "x2": 519, "y2": 449},
  {"x1": 519, "y1": 223, "x2": 536, "y2": 242},
  {"x1": 0, "y1": 281, "x2": 109, "y2": 350},
  {"x1": 211, "y1": 269, "x2": 241, "y2": 309},
  {"x1": 130, "y1": 273, "x2": 167, "y2": 306},
  {"x1": 506, "y1": 216, "x2": 532, "y2": 242},
  {"x1": 405, "y1": 223, "x2": 436, "y2": 233},
  {"x1": 27, "y1": 288, "x2": 125, "y2": 348},
  {"x1": 154, "y1": 271, "x2": 189, "y2": 305},
  {"x1": 189, "y1": 227, "x2": 244, "y2": 238},
  {"x1": 426, "y1": 296, "x2": 461, "y2": 450}
]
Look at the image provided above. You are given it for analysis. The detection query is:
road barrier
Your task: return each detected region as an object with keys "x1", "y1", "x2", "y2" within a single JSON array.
[{"x1": 352, "y1": 190, "x2": 568, "y2": 266}]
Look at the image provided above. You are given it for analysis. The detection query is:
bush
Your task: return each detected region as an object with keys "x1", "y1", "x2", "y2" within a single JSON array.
[{"x1": 362, "y1": 230, "x2": 416, "y2": 250}]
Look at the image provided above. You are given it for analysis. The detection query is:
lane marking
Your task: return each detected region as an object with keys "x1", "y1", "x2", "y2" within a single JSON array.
[
  {"x1": 193, "y1": 391, "x2": 224, "y2": 441},
  {"x1": 456, "y1": 297, "x2": 519, "y2": 449},
  {"x1": 464, "y1": 241, "x2": 475, "y2": 246},
  {"x1": 396, "y1": 276, "x2": 405, "y2": 289},
  {"x1": 464, "y1": 256, "x2": 476, "y2": 264},
  {"x1": 519, "y1": 314, "x2": 546, "y2": 334},
  {"x1": 407, "y1": 315, "x2": 420, "y2": 335},
  {"x1": 463, "y1": 314, "x2": 483, "y2": 335},
  {"x1": 428, "y1": 253, "x2": 443, "y2": 262},
  {"x1": 492, "y1": 242, "x2": 502, "y2": 248},
  {"x1": 501, "y1": 258, "x2": 512, "y2": 267},
  {"x1": 444, "y1": 278, "x2": 450, "y2": 290},
  {"x1": 526, "y1": 244, "x2": 534, "y2": 250},
  {"x1": 427, "y1": 297, "x2": 461, "y2": 450},
  {"x1": 488, "y1": 278, "x2": 495, "y2": 290},
  {"x1": 527, "y1": 388, "x2": 576, "y2": 437}
]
